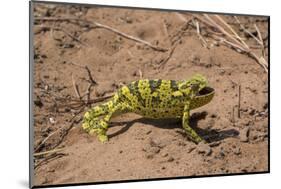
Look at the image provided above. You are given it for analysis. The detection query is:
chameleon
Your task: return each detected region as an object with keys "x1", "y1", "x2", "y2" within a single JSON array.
[{"x1": 82, "y1": 74, "x2": 215, "y2": 144}]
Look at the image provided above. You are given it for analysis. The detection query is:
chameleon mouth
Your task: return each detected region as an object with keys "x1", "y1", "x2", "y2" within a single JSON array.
[{"x1": 198, "y1": 86, "x2": 215, "y2": 96}]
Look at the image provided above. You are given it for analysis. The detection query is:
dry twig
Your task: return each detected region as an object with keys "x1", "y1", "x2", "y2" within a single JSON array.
[
  {"x1": 71, "y1": 74, "x2": 82, "y2": 100},
  {"x1": 34, "y1": 148, "x2": 64, "y2": 157},
  {"x1": 195, "y1": 14, "x2": 268, "y2": 72},
  {"x1": 234, "y1": 16, "x2": 262, "y2": 45},
  {"x1": 254, "y1": 23, "x2": 266, "y2": 58},
  {"x1": 194, "y1": 20, "x2": 209, "y2": 48},
  {"x1": 238, "y1": 85, "x2": 241, "y2": 119},
  {"x1": 35, "y1": 17, "x2": 168, "y2": 52},
  {"x1": 36, "y1": 25, "x2": 89, "y2": 46}
]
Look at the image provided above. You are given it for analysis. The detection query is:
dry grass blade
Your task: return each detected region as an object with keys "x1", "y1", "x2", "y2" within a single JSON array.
[
  {"x1": 199, "y1": 14, "x2": 268, "y2": 72},
  {"x1": 233, "y1": 16, "x2": 262, "y2": 45},
  {"x1": 254, "y1": 23, "x2": 266, "y2": 58},
  {"x1": 203, "y1": 14, "x2": 247, "y2": 52},
  {"x1": 195, "y1": 20, "x2": 208, "y2": 48},
  {"x1": 214, "y1": 15, "x2": 249, "y2": 49}
]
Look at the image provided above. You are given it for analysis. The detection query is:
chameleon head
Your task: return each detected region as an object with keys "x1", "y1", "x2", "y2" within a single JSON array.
[
  {"x1": 188, "y1": 74, "x2": 215, "y2": 109},
  {"x1": 188, "y1": 74, "x2": 208, "y2": 93},
  {"x1": 179, "y1": 74, "x2": 208, "y2": 96}
]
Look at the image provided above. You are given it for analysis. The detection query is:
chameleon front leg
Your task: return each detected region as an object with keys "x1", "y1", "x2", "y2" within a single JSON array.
[{"x1": 182, "y1": 103, "x2": 206, "y2": 144}]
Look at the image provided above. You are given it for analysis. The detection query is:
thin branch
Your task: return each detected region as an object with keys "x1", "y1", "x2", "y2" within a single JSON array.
[
  {"x1": 238, "y1": 85, "x2": 241, "y2": 119},
  {"x1": 85, "y1": 66, "x2": 97, "y2": 85},
  {"x1": 69, "y1": 62, "x2": 98, "y2": 85},
  {"x1": 194, "y1": 20, "x2": 209, "y2": 48},
  {"x1": 254, "y1": 23, "x2": 266, "y2": 58},
  {"x1": 34, "y1": 148, "x2": 64, "y2": 157},
  {"x1": 203, "y1": 14, "x2": 247, "y2": 52},
  {"x1": 197, "y1": 14, "x2": 268, "y2": 72},
  {"x1": 233, "y1": 16, "x2": 263, "y2": 45},
  {"x1": 35, "y1": 17, "x2": 168, "y2": 52},
  {"x1": 159, "y1": 42, "x2": 178, "y2": 68},
  {"x1": 34, "y1": 153, "x2": 65, "y2": 169},
  {"x1": 34, "y1": 113, "x2": 83, "y2": 153},
  {"x1": 36, "y1": 25, "x2": 89, "y2": 46},
  {"x1": 71, "y1": 74, "x2": 82, "y2": 100},
  {"x1": 214, "y1": 15, "x2": 249, "y2": 49}
]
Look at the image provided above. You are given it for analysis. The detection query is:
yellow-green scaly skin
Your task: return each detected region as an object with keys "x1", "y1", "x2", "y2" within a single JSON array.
[{"x1": 82, "y1": 74, "x2": 215, "y2": 143}]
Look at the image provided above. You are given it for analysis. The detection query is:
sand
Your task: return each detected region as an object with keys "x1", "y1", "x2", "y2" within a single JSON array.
[{"x1": 31, "y1": 2, "x2": 269, "y2": 186}]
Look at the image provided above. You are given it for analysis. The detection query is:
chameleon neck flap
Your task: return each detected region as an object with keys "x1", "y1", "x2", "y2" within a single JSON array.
[{"x1": 190, "y1": 87, "x2": 215, "y2": 110}]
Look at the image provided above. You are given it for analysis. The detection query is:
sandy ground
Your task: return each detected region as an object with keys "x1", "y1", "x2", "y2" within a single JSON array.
[{"x1": 31, "y1": 2, "x2": 269, "y2": 186}]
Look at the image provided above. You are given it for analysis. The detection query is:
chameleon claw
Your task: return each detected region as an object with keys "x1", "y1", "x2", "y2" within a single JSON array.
[{"x1": 98, "y1": 134, "x2": 108, "y2": 143}]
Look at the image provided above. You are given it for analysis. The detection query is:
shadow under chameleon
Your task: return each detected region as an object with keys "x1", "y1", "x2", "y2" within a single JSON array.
[{"x1": 108, "y1": 111, "x2": 239, "y2": 143}]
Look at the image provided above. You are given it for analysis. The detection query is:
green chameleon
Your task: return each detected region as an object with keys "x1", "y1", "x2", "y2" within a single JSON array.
[{"x1": 82, "y1": 74, "x2": 215, "y2": 143}]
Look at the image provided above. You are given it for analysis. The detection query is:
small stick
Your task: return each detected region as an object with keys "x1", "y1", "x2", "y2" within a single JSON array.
[
  {"x1": 34, "y1": 108, "x2": 82, "y2": 153},
  {"x1": 36, "y1": 25, "x2": 89, "y2": 46},
  {"x1": 190, "y1": 14, "x2": 218, "y2": 29},
  {"x1": 159, "y1": 42, "x2": 178, "y2": 68},
  {"x1": 195, "y1": 20, "x2": 208, "y2": 48},
  {"x1": 238, "y1": 85, "x2": 241, "y2": 119},
  {"x1": 234, "y1": 16, "x2": 262, "y2": 46},
  {"x1": 34, "y1": 153, "x2": 64, "y2": 169},
  {"x1": 70, "y1": 62, "x2": 98, "y2": 85},
  {"x1": 35, "y1": 17, "x2": 168, "y2": 52},
  {"x1": 34, "y1": 148, "x2": 64, "y2": 157},
  {"x1": 214, "y1": 15, "x2": 249, "y2": 49},
  {"x1": 138, "y1": 69, "x2": 143, "y2": 79},
  {"x1": 94, "y1": 22, "x2": 168, "y2": 52},
  {"x1": 254, "y1": 23, "x2": 266, "y2": 58},
  {"x1": 35, "y1": 128, "x2": 61, "y2": 152},
  {"x1": 232, "y1": 106, "x2": 236, "y2": 126},
  {"x1": 211, "y1": 34, "x2": 268, "y2": 72},
  {"x1": 84, "y1": 83, "x2": 92, "y2": 104},
  {"x1": 71, "y1": 74, "x2": 81, "y2": 100},
  {"x1": 85, "y1": 66, "x2": 97, "y2": 85},
  {"x1": 203, "y1": 14, "x2": 247, "y2": 51},
  {"x1": 57, "y1": 93, "x2": 114, "y2": 109}
]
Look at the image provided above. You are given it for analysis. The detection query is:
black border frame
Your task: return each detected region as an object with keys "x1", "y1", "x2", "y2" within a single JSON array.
[{"x1": 29, "y1": 1, "x2": 270, "y2": 188}]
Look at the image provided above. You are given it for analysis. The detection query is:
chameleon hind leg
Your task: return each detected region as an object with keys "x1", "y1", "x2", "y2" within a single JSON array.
[
  {"x1": 182, "y1": 103, "x2": 206, "y2": 144},
  {"x1": 95, "y1": 102, "x2": 130, "y2": 142}
]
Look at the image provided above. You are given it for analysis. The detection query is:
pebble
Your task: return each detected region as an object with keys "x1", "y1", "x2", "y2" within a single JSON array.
[
  {"x1": 233, "y1": 147, "x2": 241, "y2": 155},
  {"x1": 143, "y1": 146, "x2": 160, "y2": 154},
  {"x1": 187, "y1": 146, "x2": 196, "y2": 153},
  {"x1": 146, "y1": 130, "x2": 152, "y2": 135},
  {"x1": 49, "y1": 117, "x2": 56, "y2": 124},
  {"x1": 219, "y1": 147, "x2": 225, "y2": 157},
  {"x1": 34, "y1": 97, "x2": 43, "y2": 108},
  {"x1": 167, "y1": 156, "x2": 174, "y2": 162},
  {"x1": 240, "y1": 127, "x2": 250, "y2": 142},
  {"x1": 249, "y1": 109, "x2": 256, "y2": 116}
]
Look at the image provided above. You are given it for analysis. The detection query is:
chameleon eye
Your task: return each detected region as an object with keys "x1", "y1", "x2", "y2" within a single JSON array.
[{"x1": 190, "y1": 83, "x2": 199, "y2": 91}]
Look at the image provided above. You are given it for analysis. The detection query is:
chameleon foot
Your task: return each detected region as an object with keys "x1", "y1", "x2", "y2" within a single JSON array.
[{"x1": 83, "y1": 119, "x2": 109, "y2": 142}]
